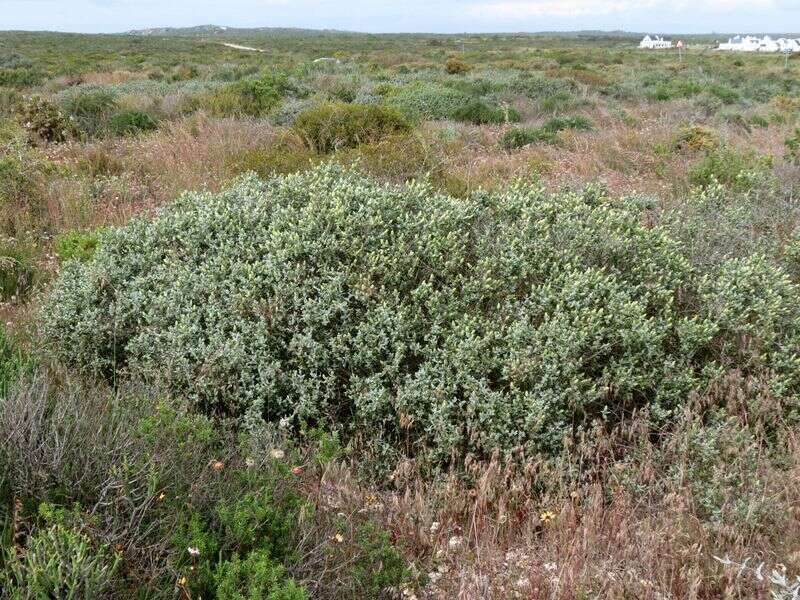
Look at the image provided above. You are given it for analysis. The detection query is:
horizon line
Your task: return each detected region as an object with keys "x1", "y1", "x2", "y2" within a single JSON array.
[{"x1": 3, "y1": 25, "x2": 800, "y2": 37}]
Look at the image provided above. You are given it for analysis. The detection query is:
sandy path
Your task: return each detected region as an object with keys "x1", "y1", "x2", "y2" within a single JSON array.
[{"x1": 220, "y1": 42, "x2": 266, "y2": 53}]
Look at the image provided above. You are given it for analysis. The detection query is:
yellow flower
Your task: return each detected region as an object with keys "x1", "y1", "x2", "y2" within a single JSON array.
[
  {"x1": 177, "y1": 576, "x2": 187, "y2": 586},
  {"x1": 539, "y1": 511, "x2": 556, "y2": 524},
  {"x1": 333, "y1": 533, "x2": 344, "y2": 544}
]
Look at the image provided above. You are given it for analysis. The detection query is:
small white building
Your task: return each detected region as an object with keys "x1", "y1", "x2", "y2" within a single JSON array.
[
  {"x1": 639, "y1": 35, "x2": 674, "y2": 50},
  {"x1": 719, "y1": 35, "x2": 800, "y2": 53},
  {"x1": 777, "y1": 38, "x2": 800, "y2": 53},
  {"x1": 758, "y1": 35, "x2": 780, "y2": 52}
]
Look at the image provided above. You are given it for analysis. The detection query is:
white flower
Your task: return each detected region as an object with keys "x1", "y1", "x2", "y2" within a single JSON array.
[
  {"x1": 448, "y1": 536, "x2": 463, "y2": 551},
  {"x1": 187, "y1": 547, "x2": 200, "y2": 557},
  {"x1": 269, "y1": 449, "x2": 285, "y2": 460},
  {"x1": 544, "y1": 562, "x2": 557, "y2": 572},
  {"x1": 245, "y1": 457, "x2": 255, "y2": 467},
  {"x1": 429, "y1": 521, "x2": 440, "y2": 534}
]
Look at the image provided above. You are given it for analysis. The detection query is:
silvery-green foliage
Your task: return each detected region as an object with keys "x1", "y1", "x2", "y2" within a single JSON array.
[
  {"x1": 699, "y1": 255, "x2": 800, "y2": 397},
  {"x1": 387, "y1": 82, "x2": 473, "y2": 121},
  {"x1": 56, "y1": 80, "x2": 226, "y2": 101},
  {"x1": 271, "y1": 97, "x2": 317, "y2": 126},
  {"x1": 41, "y1": 164, "x2": 800, "y2": 462}
]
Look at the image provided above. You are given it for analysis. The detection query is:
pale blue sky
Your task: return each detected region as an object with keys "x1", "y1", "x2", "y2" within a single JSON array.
[{"x1": 1, "y1": 0, "x2": 799, "y2": 34}]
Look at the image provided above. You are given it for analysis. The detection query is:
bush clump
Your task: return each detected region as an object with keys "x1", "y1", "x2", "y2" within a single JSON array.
[
  {"x1": 500, "y1": 126, "x2": 554, "y2": 149},
  {"x1": 16, "y1": 95, "x2": 76, "y2": 145},
  {"x1": 106, "y1": 110, "x2": 158, "y2": 137},
  {"x1": 293, "y1": 103, "x2": 411, "y2": 152},
  {"x1": 186, "y1": 74, "x2": 288, "y2": 118},
  {"x1": 54, "y1": 229, "x2": 103, "y2": 263},
  {"x1": 0, "y1": 324, "x2": 31, "y2": 398},
  {"x1": 387, "y1": 82, "x2": 473, "y2": 121},
  {"x1": 688, "y1": 145, "x2": 773, "y2": 192},
  {"x1": 444, "y1": 57, "x2": 471, "y2": 75},
  {"x1": 500, "y1": 116, "x2": 592, "y2": 149},
  {"x1": 450, "y1": 100, "x2": 520, "y2": 125},
  {"x1": 61, "y1": 89, "x2": 118, "y2": 137},
  {"x1": 674, "y1": 124, "x2": 719, "y2": 153},
  {"x1": 785, "y1": 128, "x2": 800, "y2": 165},
  {"x1": 41, "y1": 165, "x2": 800, "y2": 465},
  {"x1": 0, "y1": 237, "x2": 37, "y2": 301},
  {"x1": 1, "y1": 510, "x2": 121, "y2": 598}
]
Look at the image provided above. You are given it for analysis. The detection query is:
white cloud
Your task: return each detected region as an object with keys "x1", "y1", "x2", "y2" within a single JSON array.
[{"x1": 467, "y1": 0, "x2": 777, "y2": 18}]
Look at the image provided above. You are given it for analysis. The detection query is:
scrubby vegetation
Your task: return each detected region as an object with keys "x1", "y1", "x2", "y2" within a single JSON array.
[
  {"x1": 2, "y1": 28, "x2": 800, "y2": 599},
  {"x1": 293, "y1": 103, "x2": 410, "y2": 152},
  {"x1": 40, "y1": 164, "x2": 800, "y2": 467}
]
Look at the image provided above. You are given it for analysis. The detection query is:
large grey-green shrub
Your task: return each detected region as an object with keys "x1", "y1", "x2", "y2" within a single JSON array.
[{"x1": 42, "y1": 164, "x2": 800, "y2": 462}]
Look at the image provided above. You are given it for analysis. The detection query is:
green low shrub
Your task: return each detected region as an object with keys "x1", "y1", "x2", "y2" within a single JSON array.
[
  {"x1": 16, "y1": 96, "x2": 75, "y2": 145},
  {"x1": 500, "y1": 126, "x2": 555, "y2": 149},
  {"x1": 61, "y1": 89, "x2": 118, "y2": 137},
  {"x1": 0, "y1": 373, "x2": 411, "y2": 599},
  {"x1": 106, "y1": 110, "x2": 158, "y2": 137},
  {"x1": 541, "y1": 115, "x2": 593, "y2": 133},
  {"x1": 500, "y1": 116, "x2": 591, "y2": 149},
  {"x1": 689, "y1": 145, "x2": 773, "y2": 192},
  {"x1": 227, "y1": 143, "x2": 319, "y2": 179},
  {"x1": 346, "y1": 524, "x2": 409, "y2": 598},
  {"x1": 0, "y1": 325, "x2": 31, "y2": 399},
  {"x1": 293, "y1": 103, "x2": 410, "y2": 152},
  {"x1": 1, "y1": 516, "x2": 121, "y2": 599},
  {"x1": 708, "y1": 84, "x2": 740, "y2": 105},
  {"x1": 217, "y1": 490, "x2": 302, "y2": 560},
  {"x1": 511, "y1": 73, "x2": 572, "y2": 99},
  {"x1": 214, "y1": 550, "x2": 308, "y2": 600},
  {"x1": 0, "y1": 144, "x2": 50, "y2": 236},
  {"x1": 450, "y1": 100, "x2": 520, "y2": 125},
  {"x1": 785, "y1": 128, "x2": 800, "y2": 165},
  {"x1": 187, "y1": 74, "x2": 286, "y2": 118},
  {"x1": 0, "y1": 238, "x2": 37, "y2": 301},
  {"x1": 0, "y1": 67, "x2": 42, "y2": 87},
  {"x1": 41, "y1": 165, "x2": 800, "y2": 465},
  {"x1": 539, "y1": 91, "x2": 577, "y2": 114},
  {"x1": 650, "y1": 78, "x2": 703, "y2": 101},
  {"x1": 54, "y1": 229, "x2": 103, "y2": 263},
  {"x1": 387, "y1": 82, "x2": 472, "y2": 121},
  {"x1": 0, "y1": 149, "x2": 38, "y2": 206}
]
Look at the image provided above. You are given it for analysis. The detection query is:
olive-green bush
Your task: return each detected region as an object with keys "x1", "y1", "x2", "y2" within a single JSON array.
[
  {"x1": 106, "y1": 110, "x2": 158, "y2": 137},
  {"x1": 450, "y1": 100, "x2": 520, "y2": 125},
  {"x1": 501, "y1": 116, "x2": 593, "y2": 149},
  {"x1": 387, "y1": 82, "x2": 473, "y2": 121},
  {"x1": 444, "y1": 57, "x2": 471, "y2": 75},
  {"x1": 688, "y1": 145, "x2": 773, "y2": 192},
  {"x1": 1, "y1": 515, "x2": 121, "y2": 599},
  {"x1": 16, "y1": 96, "x2": 75, "y2": 145},
  {"x1": 41, "y1": 165, "x2": 800, "y2": 463},
  {"x1": 293, "y1": 103, "x2": 410, "y2": 152},
  {"x1": 54, "y1": 229, "x2": 103, "y2": 263},
  {"x1": 61, "y1": 89, "x2": 118, "y2": 137}
]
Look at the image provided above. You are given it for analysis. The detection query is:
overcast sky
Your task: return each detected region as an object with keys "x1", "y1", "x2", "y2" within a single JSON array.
[{"x1": 1, "y1": 0, "x2": 799, "y2": 34}]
